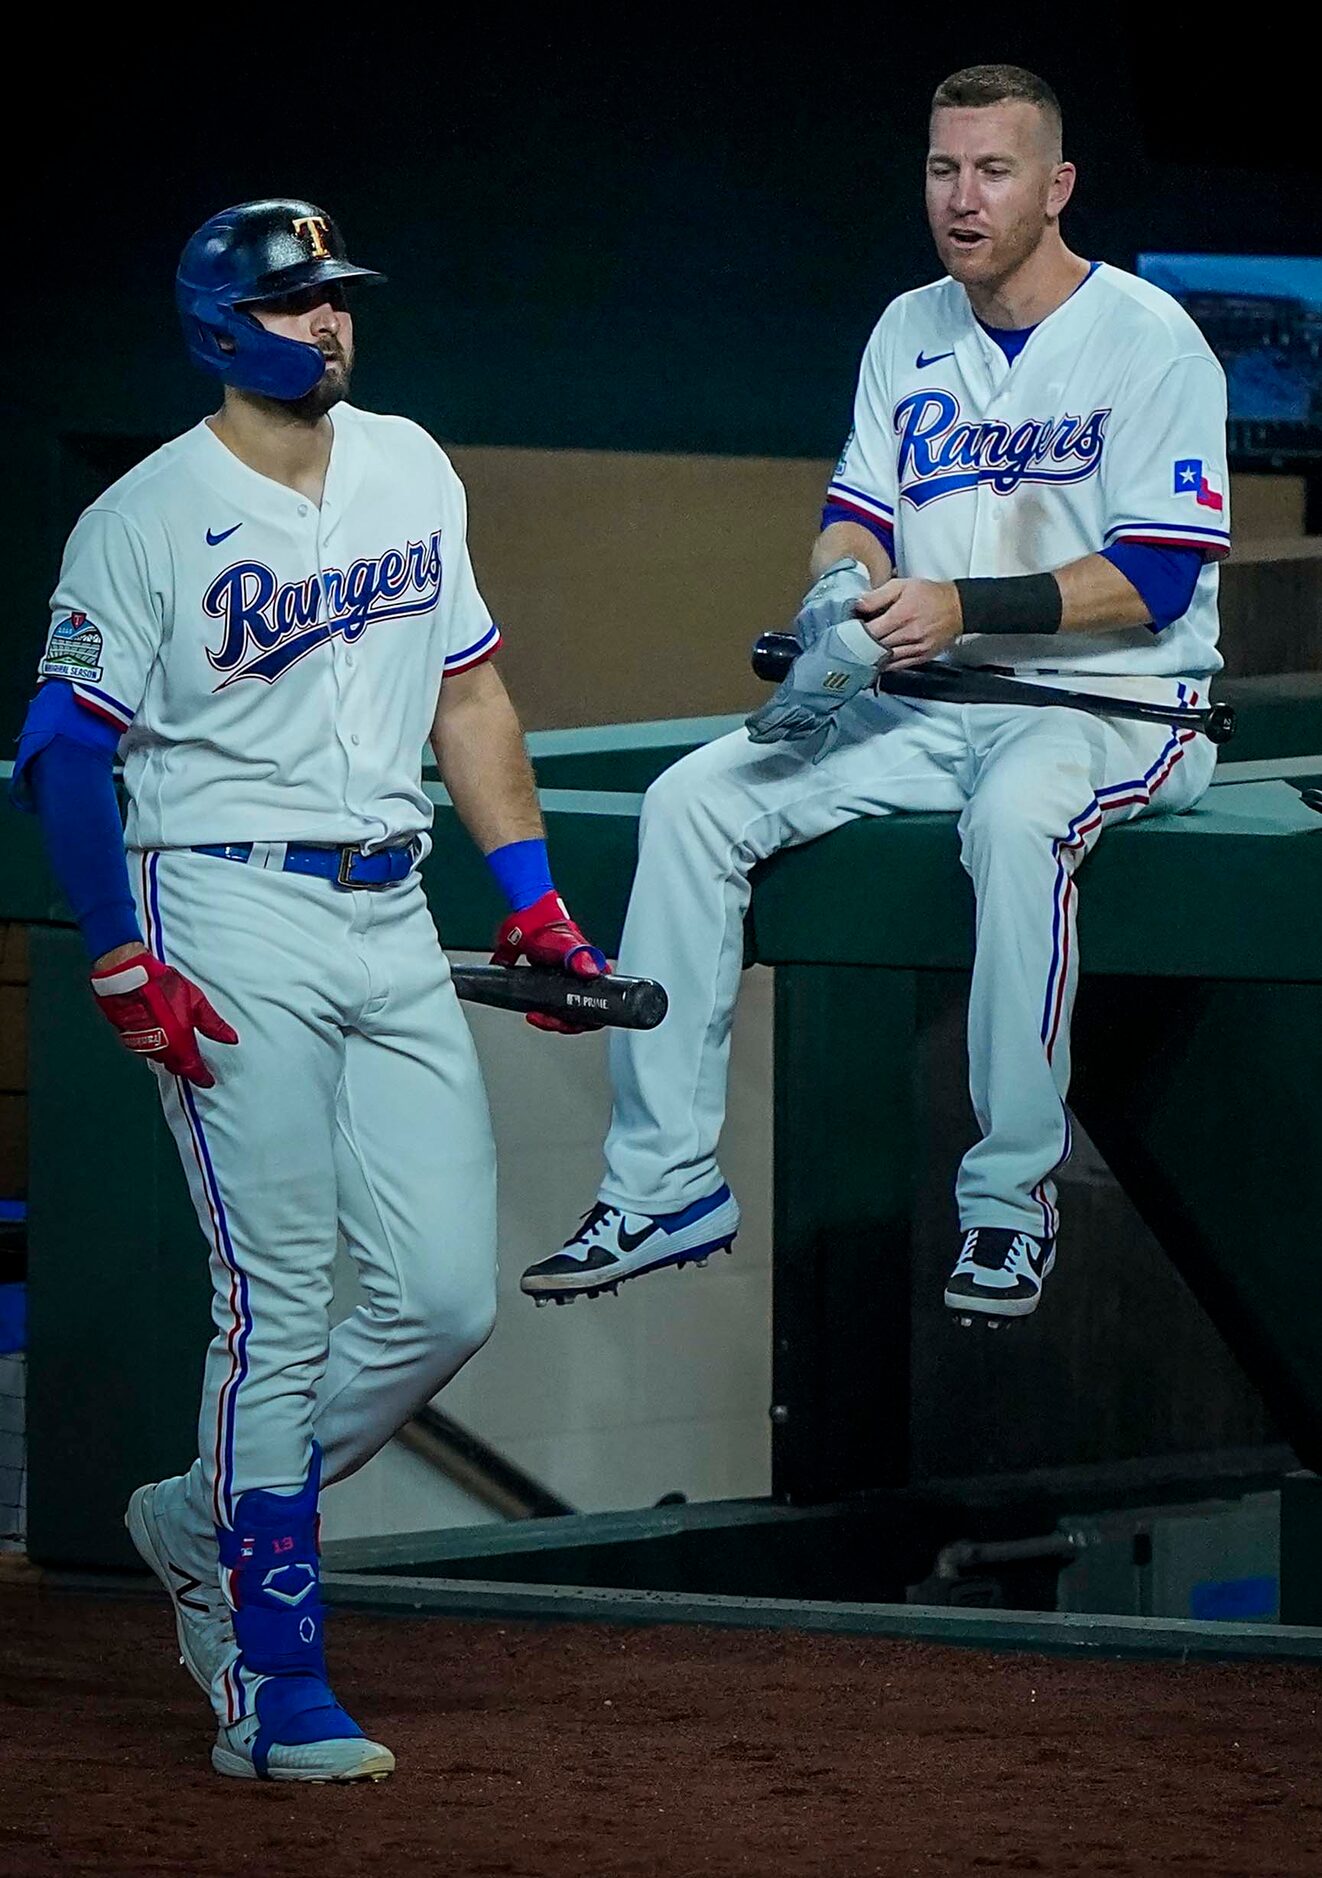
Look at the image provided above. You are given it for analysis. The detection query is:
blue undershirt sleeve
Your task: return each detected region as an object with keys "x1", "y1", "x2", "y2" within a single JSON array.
[
  {"x1": 485, "y1": 837, "x2": 556, "y2": 913},
  {"x1": 1100, "y1": 541, "x2": 1203, "y2": 632},
  {"x1": 821, "y1": 501, "x2": 895, "y2": 560},
  {"x1": 10, "y1": 683, "x2": 142, "y2": 960}
]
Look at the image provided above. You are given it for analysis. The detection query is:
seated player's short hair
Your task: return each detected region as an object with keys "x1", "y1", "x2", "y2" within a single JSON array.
[{"x1": 932, "y1": 64, "x2": 1063, "y2": 150}]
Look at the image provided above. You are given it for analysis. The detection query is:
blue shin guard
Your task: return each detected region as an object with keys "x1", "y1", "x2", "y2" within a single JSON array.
[{"x1": 217, "y1": 1446, "x2": 364, "y2": 1778}]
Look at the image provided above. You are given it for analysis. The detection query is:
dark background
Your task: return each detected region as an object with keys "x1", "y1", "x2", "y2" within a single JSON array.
[{"x1": 2, "y1": 21, "x2": 1311, "y2": 739}]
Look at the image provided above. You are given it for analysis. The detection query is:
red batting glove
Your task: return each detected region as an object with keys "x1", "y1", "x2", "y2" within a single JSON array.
[
  {"x1": 90, "y1": 951, "x2": 239, "y2": 1088},
  {"x1": 491, "y1": 889, "x2": 609, "y2": 1034}
]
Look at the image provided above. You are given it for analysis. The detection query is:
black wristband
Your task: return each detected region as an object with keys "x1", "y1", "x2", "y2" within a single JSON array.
[{"x1": 953, "y1": 572, "x2": 1062, "y2": 636}]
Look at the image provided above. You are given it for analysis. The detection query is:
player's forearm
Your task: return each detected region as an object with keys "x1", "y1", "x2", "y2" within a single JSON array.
[
  {"x1": 860, "y1": 542, "x2": 1180, "y2": 668},
  {"x1": 430, "y1": 659, "x2": 544, "y2": 855},
  {"x1": 811, "y1": 521, "x2": 893, "y2": 587},
  {"x1": 1051, "y1": 552, "x2": 1157, "y2": 634},
  {"x1": 10, "y1": 698, "x2": 145, "y2": 966},
  {"x1": 940, "y1": 552, "x2": 1160, "y2": 648}
]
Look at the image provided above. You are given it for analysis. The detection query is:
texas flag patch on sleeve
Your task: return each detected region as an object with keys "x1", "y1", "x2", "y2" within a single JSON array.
[{"x1": 1173, "y1": 458, "x2": 1225, "y2": 513}]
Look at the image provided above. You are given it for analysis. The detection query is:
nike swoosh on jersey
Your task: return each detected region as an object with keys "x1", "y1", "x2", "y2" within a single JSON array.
[
  {"x1": 206, "y1": 523, "x2": 243, "y2": 546},
  {"x1": 915, "y1": 350, "x2": 956, "y2": 369},
  {"x1": 616, "y1": 1219, "x2": 661, "y2": 1253}
]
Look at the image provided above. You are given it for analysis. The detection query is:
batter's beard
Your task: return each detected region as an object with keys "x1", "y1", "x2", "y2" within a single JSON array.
[{"x1": 285, "y1": 359, "x2": 351, "y2": 421}]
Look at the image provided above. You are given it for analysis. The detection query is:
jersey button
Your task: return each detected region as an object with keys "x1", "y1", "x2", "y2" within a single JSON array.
[
  {"x1": 297, "y1": 503, "x2": 308, "y2": 517},
  {"x1": 350, "y1": 733, "x2": 361, "y2": 746}
]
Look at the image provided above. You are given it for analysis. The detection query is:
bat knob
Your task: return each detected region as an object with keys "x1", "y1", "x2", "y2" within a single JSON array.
[
  {"x1": 631, "y1": 980, "x2": 670, "y2": 1029},
  {"x1": 752, "y1": 631, "x2": 801, "y2": 683},
  {"x1": 1205, "y1": 702, "x2": 1236, "y2": 746}
]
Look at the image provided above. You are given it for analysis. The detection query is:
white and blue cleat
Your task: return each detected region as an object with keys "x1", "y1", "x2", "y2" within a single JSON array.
[
  {"x1": 521, "y1": 1185, "x2": 741, "y2": 1303},
  {"x1": 212, "y1": 1711, "x2": 395, "y2": 1784}
]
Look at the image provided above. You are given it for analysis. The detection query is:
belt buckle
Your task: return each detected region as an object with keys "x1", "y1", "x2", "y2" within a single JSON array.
[
  {"x1": 336, "y1": 846, "x2": 385, "y2": 891},
  {"x1": 336, "y1": 843, "x2": 413, "y2": 891}
]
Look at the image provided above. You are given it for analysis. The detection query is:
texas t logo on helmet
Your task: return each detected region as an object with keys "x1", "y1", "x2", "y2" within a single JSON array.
[
  {"x1": 175, "y1": 198, "x2": 385, "y2": 402},
  {"x1": 291, "y1": 214, "x2": 332, "y2": 259}
]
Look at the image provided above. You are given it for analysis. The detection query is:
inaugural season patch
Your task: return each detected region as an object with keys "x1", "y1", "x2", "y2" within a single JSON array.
[{"x1": 40, "y1": 612, "x2": 104, "y2": 682}]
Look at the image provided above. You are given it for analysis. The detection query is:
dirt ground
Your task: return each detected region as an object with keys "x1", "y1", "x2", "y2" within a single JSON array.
[{"x1": 1, "y1": 1586, "x2": 1320, "y2": 1877}]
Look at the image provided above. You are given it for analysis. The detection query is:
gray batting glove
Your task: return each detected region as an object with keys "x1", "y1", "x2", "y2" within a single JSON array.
[
  {"x1": 745, "y1": 615, "x2": 890, "y2": 752},
  {"x1": 793, "y1": 557, "x2": 872, "y2": 648}
]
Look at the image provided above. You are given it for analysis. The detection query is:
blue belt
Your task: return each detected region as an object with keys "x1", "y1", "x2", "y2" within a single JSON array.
[{"x1": 191, "y1": 841, "x2": 416, "y2": 890}]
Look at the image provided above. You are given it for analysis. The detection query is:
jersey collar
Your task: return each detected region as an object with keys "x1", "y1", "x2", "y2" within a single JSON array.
[
  {"x1": 191, "y1": 404, "x2": 361, "y2": 522},
  {"x1": 955, "y1": 260, "x2": 1100, "y2": 391}
]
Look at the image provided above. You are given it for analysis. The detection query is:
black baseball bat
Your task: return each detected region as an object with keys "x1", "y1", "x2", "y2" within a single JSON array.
[
  {"x1": 450, "y1": 964, "x2": 668, "y2": 1030},
  {"x1": 751, "y1": 631, "x2": 1236, "y2": 745}
]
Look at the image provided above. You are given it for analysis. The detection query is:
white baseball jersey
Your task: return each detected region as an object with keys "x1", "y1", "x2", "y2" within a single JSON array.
[
  {"x1": 826, "y1": 262, "x2": 1230, "y2": 678},
  {"x1": 38, "y1": 403, "x2": 500, "y2": 850}
]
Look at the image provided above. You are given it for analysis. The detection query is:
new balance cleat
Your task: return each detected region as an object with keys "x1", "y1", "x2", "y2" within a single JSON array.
[
  {"x1": 945, "y1": 1227, "x2": 1055, "y2": 1327},
  {"x1": 521, "y1": 1185, "x2": 741, "y2": 1301},
  {"x1": 126, "y1": 1479, "x2": 233, "y2": 1695}
]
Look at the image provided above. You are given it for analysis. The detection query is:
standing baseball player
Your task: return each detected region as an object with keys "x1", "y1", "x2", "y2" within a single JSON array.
[
  {"x1": 12, "y1": 199, "x2": 604, "y2": 1781},
  {"x1": 522, "y1": 64, "x2": 1229, "y2": 1323}
]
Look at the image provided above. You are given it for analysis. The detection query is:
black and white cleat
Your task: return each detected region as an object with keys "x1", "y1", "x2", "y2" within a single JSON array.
[
  {"x1": 944, "y1": 1228, "x2": 1056, "y2": 1327},
  {"x1": 521, "y1": 1189, "x2": 741, "y2": 1304}
]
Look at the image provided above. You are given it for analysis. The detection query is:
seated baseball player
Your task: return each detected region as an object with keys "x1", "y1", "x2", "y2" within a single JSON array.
[
  {"x1": 12, "y1": 200, "x2": 605, "y2": 1782},
  {"x1": 522, "y1": 63, "x2": 1228, "y2": 1325}
]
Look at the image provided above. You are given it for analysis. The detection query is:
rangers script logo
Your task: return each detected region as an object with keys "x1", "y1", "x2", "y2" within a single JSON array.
[
  {"x1": 203, "y1": 534, "x2": 444, "y2": 685},
  {"x1": 894, "y1": 390, "x2": 1109, "y2": 509}
]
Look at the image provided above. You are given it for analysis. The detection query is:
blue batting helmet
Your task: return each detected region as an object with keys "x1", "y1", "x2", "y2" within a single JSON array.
[{"x1": 175, "y1": 199, "x2": 385, "y2": 401}]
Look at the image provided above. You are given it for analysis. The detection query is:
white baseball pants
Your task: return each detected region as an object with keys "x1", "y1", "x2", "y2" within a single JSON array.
[
  {"x1": 599, "y1": 684, "x2": 1215, "y2": 1239},
  {"x1": 130, "y1": 849, "x2": 498, "y2": 1547}
]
